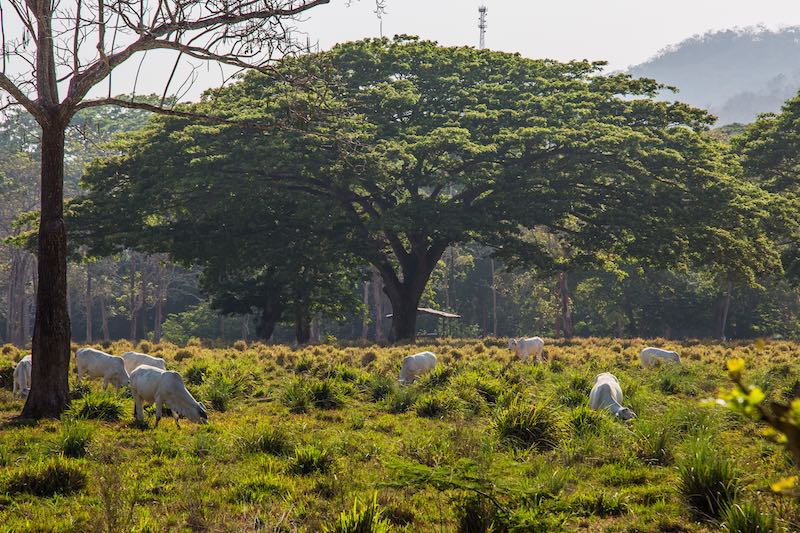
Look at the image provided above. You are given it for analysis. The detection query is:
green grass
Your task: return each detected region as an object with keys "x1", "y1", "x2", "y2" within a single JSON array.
[{"x1": 0, "y1": 337, "x2": 798, "y2": 531}]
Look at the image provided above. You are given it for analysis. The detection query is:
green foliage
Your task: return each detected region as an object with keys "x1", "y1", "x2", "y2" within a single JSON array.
[
  {"x1": 367, "y1": 374, "x2": 396, "y2": 402},
  {"x1": 67, "y1": 391, "x2": 125, "y2": 422},
  {"x1": 453, "y1": 493, "x2": 499, "y2": 533},
  {"x1": 309, "y1": 378, "x2": 347, "y2": 409},
  {"x1": 569, "y1": 492, "x2": 629, "y2": 517},
  {"x1": 721, "y1": 501, "x2": 775, "y2": 533},
  {"x1": 568, "y1": 405, "x2": 607, "y2": 436},
  {"x1": 678, "y1": 437, "x2": 740, "y2": 519},
  {"x1": 493, "y1": 395, "x2": 562, "y2": 450},
  {"x1": 202, "y1": 370, "x2": 247, "y2": 412},
  {"x1": 282, "y1": 377, "x2": 313, "y2": 413},
  {"x1": 4, "y1": 457, "x2": 87, "y2": 496},
  {"x1": 325, "y1": 494, "x2": 393, "y2": 533},
  {"x1": 51, "y1": 420, "x2": 93, "y2": 458},
  {"x1": 385, "y1": 387, "x2": 418, "y2": 414},
  {"x1": 288, "y1": 444, "x2": 333, "y2": 475},
  {"x1": 236, "y1": 425, "x2": 292, "y2": 456},
  {"x1": 635, "y1": 420, "x2": 673, "y2": 466},
  {"x1": 415, "y1": 392, "x2": 458, "y2": 419}
]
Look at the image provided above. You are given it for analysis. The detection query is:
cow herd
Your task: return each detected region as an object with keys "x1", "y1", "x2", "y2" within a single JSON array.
[{"x1": 11, "y1": 338, "x2": 682, "y2": 426}]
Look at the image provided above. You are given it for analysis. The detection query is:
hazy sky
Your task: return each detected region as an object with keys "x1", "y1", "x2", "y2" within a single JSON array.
[
  {"x1": 8, "y1": 0, "x2": 800, "y2": 102},
  {"x1": 299, "y1": 0, "x2": 800, "y2": 70}
]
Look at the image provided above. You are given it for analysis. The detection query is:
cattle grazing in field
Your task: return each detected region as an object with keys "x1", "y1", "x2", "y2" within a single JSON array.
[
  {"x1": 12, "y1": 355, "x2": 32, "y2": 398},
  {"x1": 508, "y1": 337, "x2": 545, "y2": 362},
  {"x1": 75, "y1": 347, "x2": 130, "y2": 390},
  {"x1": 589, "y1": 372, "x2": 635, "y2": 420},
  {"x1": 399, "y1": 351, "x2": 437, "y2": 384},
  {"x1": 130, "y1": 364, "x2": 208, "y2": 428},
  {"x1": 122, "y1": 351, "x2": 167, "y2": 374},
  {"x1": 640, "y1": 347, "x2": 681, "y2": 368}
]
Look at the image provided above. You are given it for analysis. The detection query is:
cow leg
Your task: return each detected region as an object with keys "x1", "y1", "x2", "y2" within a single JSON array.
[{"x1": 155, "y1": 398, "x2": 162, "y2": 427}]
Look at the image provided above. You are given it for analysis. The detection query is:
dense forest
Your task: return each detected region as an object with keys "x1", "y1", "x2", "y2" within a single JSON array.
[
  {"x1": 629, "y1": 26, "x2": 800, "y2": 124},
  {"x1": 1, "y1": 36, "x2": 800, "y2": 346}
]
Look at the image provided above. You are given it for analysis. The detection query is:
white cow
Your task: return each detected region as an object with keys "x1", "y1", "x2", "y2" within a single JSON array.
[
  {"x1": 399, "y1": 351, "x2": 437, "y2": 384},
  {"x1": 130, "y1": 364, "x2": 208, "y2": 428},
  {"x1": 12, "y1": 355, "x2": 32, "y2": 398},
  {"x1": 122, "y1": 351, "x2": 166, "y2": 375},
  {"x1": 589, "y1": 372, "x2": 635, "y2": 421},
  {"x1": 509, "y1": 337, "x2": 545, "y2": 362},
  {"x1": 75, "y1": 347, "x2": 130, "y2": 390},
  {"x1": 640, "y1": 347, "x2": 681, "y2": 368}
]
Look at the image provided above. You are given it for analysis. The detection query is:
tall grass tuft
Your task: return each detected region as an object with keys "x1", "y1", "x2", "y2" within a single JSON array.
[
  {"x1": 4, "y1": 457, "x2": 87, "y2": 496},
  {"x1": 67, "y1": 391, "x2": 125, "y2": 421},
  {"x1": 367, "y1": 374, "x2": 396, "y2": 402},
  {"x1": 678, "y1": 437, "x2": 739, "y2": 519},
  {"x1": 415, "y1": 392, "x2": 458, "y2": 419},
  {"x1": 310, "y1": 378, "x2": 346, "y2": 409},
  {"x1": 721, "y1": 501, "x2": 775, "y2": 533},
  {"x1": 288, "y1": 444, "x2": 333, "y2": 475},
  {"x1": 282, "y1": 378, "x2": 313, "y2": 413},
  {"x1": 51, "y1": 419, "x2": 93, "y2": 458},
  {"x1": 236, "y1": 424, "x2": 292, "y2": 456},
  {"x1": 385, "y1": 387, "x2": 418, "y2": 414},
  {"x1": 494, "y1": 395, "x2": 562, "y2": 450},
  {"x1": 324, "y1": 494, "x2": 393, "y2": 533},
  {"x1": 635, "y1": 420, "x2": 673, "y2": 465}
]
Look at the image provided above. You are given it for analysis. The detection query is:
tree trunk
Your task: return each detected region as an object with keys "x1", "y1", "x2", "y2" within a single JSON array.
[
  {"x1": 716, "y1": 278, "x2": 733, "y2": 341},
  {"x1": 491, "y1": 259, "x2": 498, "y2": 337},
  {"x1": 558, "y1": 272, "x2": 574, "y2": 339},
  {"x1": 257, "y1": 300, "x2": 283, "y2": 341},
  {"x1": 371, "y1": 268, "x2": 385, "y2": 341},
  {"x1": 138, "y1": 268, "x2": 147, "y2": 341},
  {"x1": 100, "y1": 295, "x2": 110, "y2": 341},
  {"x1": 295, "y1": 309, "x2": 311, "y2": 344},
  {"x1": 129, "y1": 254, "x2": 138, "y2": 342},
  {"x1": 311, "y1": 316, "x2": 321, "y2": 343},
  {"x1": 361, "y1": 280, "x2": 370, "y2": 339},
  {"x1": 84, "y1": 266, "x2": 92, "y2": 343},
  {"x1": 23, "y1": 124, "x2": 71, "y2": 419},
  {"x1": 6, "y1": 252, "x2": 29, "y2": 346}
]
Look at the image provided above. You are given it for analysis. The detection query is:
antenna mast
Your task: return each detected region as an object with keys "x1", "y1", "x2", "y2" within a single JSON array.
[{"x1": 478, "y1": 5, "x2": 487, "y2": 49}]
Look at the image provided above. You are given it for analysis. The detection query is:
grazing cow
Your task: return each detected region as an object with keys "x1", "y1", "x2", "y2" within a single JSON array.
[
  {"x1": 589, "y1": 372, "x2": 635, "y2": 420},
  {"x1": 640, "y1": 347, "x2": 681, "y2": 368},
  {"x1": 75, "y1": 347, "x2": 130, "y2": 390},
  {"x1": 130, "y1": 364, "x2": 208, "y2": 428},
  {"x1": 508, "y1": 337, "x2": 545, "y2": 362},
  {"x1": 122, "y1": 351, "x2": 166, "y2": 375},
  {"x1": 399, "y1": 351, "x2": 437, "y2": 384},
  {"x1": 12, "y1": 355, "x2": 32, "y2": 398}
]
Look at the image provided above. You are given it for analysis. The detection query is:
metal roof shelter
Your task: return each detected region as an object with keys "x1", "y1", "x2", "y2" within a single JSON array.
[{"x1": 385, "y1": 307, "x2": 462, "y2": 337}]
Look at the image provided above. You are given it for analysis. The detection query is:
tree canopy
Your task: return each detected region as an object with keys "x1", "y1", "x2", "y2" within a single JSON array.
[{"x1": 75, "y1": 37, "x2": 786, "y2": 342}]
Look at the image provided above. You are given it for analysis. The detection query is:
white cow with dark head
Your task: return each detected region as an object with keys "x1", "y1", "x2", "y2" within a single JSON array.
[
  {"x1": 130, "y1": 364, "x2": 208, "y2": 428},
  {"x1": 76, "y1": 348, "x2": 130, "y2": 390},
  {"x1": 589, "y1": 372, "x2": 635, "y2": 421},
  {"x1": 508, "y1": 337, "x2": 545, "y2": 362},
  {"x1": 13, "y1": 355, "x2": 32, "y2": 398}
]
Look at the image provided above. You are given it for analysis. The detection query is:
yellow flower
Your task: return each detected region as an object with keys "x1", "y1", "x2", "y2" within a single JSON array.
[
  {"x1": 727, "y1": 358, "x2": 745, "y2": 376},
  {"x1": 770, "y1": 476, "x2": 797, "y2": 493}
]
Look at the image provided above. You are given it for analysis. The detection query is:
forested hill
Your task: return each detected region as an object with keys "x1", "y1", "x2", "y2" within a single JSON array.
[{"x1": 628, "y1": 27, "x2": 800, "y2": 125}]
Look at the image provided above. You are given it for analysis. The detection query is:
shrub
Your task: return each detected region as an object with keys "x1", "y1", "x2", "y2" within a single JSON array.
[
  {"x1": 237, "y1": 425, "x2": 292, "y2": 456},
  {"x1": 385, "y1": 387, "x2": 418, "y2": 414},
  {"x1": 678, "y1": 437, "x2": 739, "y2": 519},
  {"x1": 67, "y1": 392, "x2": 125, "y2": 422},
  {"x1": 361, "y1": 351, "x2": 378, "y2": 367},
  {"x1": 4, "y1": 457, "x2": 87, "y2": 496},
  {"x1": 325, "y1": 494, "x2": 393, "y2": 533},
  {"x1": 0, "y1": 361, "x2": 15, "y2": 389},
  {"x1": 51, "y1": 420, "x2": 93, "y2": 458},
  {"x1": 494, "y1": 395, "x2": 562, "y2": 450},
  {"x1": 183, "y1": 361, "x2": 209, "y2": 385},
  {"x1": 174, "y1": 349, "x2": 194, "y2": 362},
  {"x1": 295, "y1": 358, "x2": 313, "y2": 374},
  {"x1": 282, "y1": 378, "x2": 313, "y2": 413},
  {"x1": 367, "y1": 374, "x2": 396, "y2": 402},
  {"x1": 138, "y1": 341, "x2": 153, "y2": 353},
  {"x1": 233, "y1": 340, "x2": 247, "y2": 351},
  {"x1": 230, "y1": 472, "x2": 286, "y2": 503},
  {"x1": 721, "y1": 501, "x2": 775, "y2": 533},
  {"x1": 288, "y1": 445, "x2": 333, "y2": 475},
  {"x1": 310, "y1": 379, "x2": 346, "y2": 409}
]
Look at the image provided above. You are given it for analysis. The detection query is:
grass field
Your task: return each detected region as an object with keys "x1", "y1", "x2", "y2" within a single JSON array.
[{"x1": 0, "y1": 337, "x2": 798, "y2": 532}]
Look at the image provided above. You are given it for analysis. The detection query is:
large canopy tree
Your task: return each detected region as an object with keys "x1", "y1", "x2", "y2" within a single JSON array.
[
  {"x1": 0, "y1": 0, "x2": 329, "y2": 418},
  {"x1": 79, "y1": 37, "x2": 776, "y2": 342},
  {"x1": 72, "y1": 116, "x2": 364, "y2": 343}
]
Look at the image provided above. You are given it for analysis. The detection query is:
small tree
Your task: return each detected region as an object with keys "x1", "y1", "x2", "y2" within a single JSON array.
[{"x1": 0, "y1": 0, "x2": 330, "y2": 418}]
